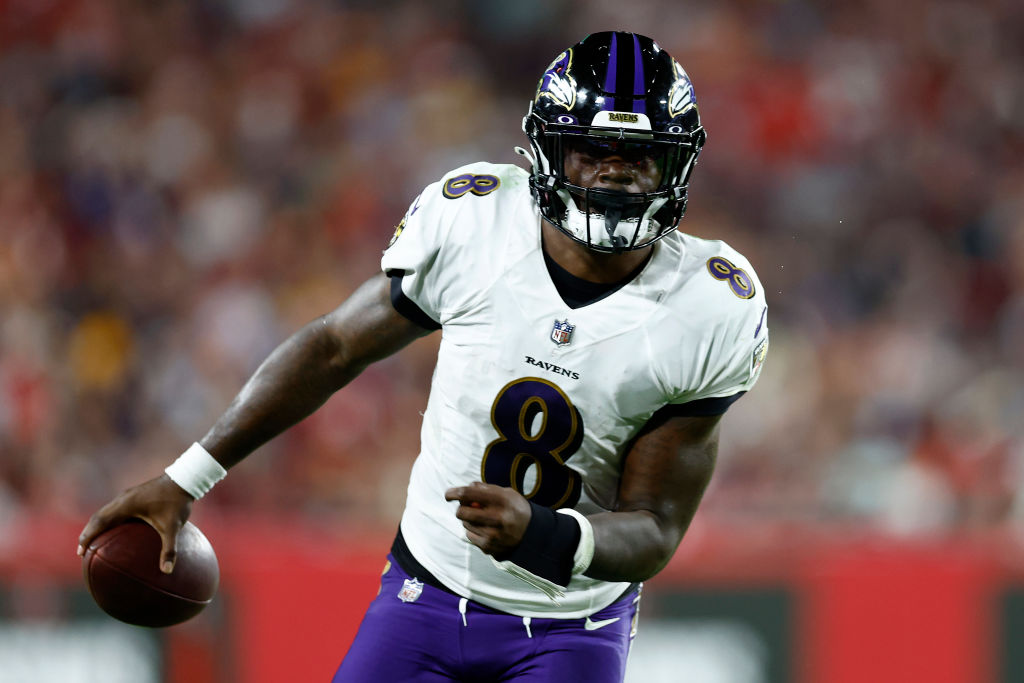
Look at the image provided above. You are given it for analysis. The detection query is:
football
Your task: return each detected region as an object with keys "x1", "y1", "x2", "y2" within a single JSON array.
[{"x1": 82, "y1": 519, "x2": 219, "y2": 627}]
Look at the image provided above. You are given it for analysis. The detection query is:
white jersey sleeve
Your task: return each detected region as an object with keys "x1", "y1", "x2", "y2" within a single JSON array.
[
  {"x1": 381, "y1": 163, "x2": 505, "y2": 325},
  {"x1": 663, "y1": 240, "x2": 769, "y2": 407}
]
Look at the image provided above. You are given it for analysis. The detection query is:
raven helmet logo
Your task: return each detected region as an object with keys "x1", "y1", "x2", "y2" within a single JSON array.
[
  {"x1": 668, "y1": 60, "x2": 697, "y2": 119},
  {"x1": 536, "y1": 50, "x2": 577, "y2": 110}
]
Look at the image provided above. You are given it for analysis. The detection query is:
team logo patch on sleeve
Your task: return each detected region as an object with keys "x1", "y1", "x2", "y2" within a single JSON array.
[
  {"x1": 752, "y1": 337, "x2": 769, "y2": 375},
  {"x1": 386, "y1": 194, "x2": 422, "y2": 250},
  {"x1": 386, "y1": 216, "x2": 406, "y2": 249},
  {"x1": 397, "y1": 577, "x2": 424, "y2": 603},
  {"x1": 550, "y1": 319, "x2": 575, "y2": 346}
]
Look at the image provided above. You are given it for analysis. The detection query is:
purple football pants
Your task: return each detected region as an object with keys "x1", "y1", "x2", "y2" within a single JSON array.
[{"x1": 332, "y1": 555, "x2": 639, "y2": 682}]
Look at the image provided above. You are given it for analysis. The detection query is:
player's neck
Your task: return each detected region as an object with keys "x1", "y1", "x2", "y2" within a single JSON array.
[{"x1": 540, "y1": 220, "x2": 653, "y2": 284}]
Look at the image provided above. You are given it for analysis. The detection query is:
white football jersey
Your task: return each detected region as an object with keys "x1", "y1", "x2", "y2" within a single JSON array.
[{"x1": 381, "y1": 162, "x2": 768, "y2": 618}]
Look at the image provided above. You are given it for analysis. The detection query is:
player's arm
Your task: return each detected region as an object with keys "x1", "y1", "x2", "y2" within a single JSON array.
[
  {"x1": 78, "y1": 273, "x2": 431, "y2": 570},
  {"x1": 196, "y1": 273, "x2": 430, "y2": 468},
  {"x1": 585, "y1": 411, "x2": 719, "y2": 582}
]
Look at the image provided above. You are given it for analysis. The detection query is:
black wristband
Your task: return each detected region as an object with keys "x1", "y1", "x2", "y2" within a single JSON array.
[{"x1": 499, "y1": 501, "x2": 581, "y2": 588}]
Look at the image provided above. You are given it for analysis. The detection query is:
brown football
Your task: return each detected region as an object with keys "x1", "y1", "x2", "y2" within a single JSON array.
[{"x1": 82, "y1": 519, "x2": 219, "y2": 627}]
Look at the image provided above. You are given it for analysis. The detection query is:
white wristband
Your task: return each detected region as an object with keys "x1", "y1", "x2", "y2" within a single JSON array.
[
  {"x1": 556, "y1": 508, "x2": 595, "y2": 575},
  {"x1": 164, "y1": 442, "x2": 227, "y2": 500}
]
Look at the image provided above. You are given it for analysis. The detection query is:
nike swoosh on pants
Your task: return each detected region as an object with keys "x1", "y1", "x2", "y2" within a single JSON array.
[{"x1": 584, "y1": 616, "x2": 621, "y2": 631}]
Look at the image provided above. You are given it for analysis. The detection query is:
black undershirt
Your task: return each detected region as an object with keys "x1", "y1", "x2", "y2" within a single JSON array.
[
  {"x1": 542, "y1": 248, "x2": 651, "y2": 310},
  {"x1": 391, "y1": 528, "x2": 457, "y2": 595}
]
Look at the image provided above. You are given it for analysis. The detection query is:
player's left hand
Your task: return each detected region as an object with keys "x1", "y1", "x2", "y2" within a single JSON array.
[{"x1": 444, "y1": 482, "x2": 532, "y2": 558}]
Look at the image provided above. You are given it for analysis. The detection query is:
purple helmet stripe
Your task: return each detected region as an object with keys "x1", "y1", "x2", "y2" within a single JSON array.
[
  {"x1": 632, "y1": 34, "x2": 646, "y2": 114},
  {"x1": 602, "y1": 32, "x2": 618, "y2": 110}
]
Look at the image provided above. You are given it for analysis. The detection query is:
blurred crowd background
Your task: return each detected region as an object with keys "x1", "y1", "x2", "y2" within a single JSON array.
[{"x1": 1, "y1": 0, "x2": 1022, "y2": 544}]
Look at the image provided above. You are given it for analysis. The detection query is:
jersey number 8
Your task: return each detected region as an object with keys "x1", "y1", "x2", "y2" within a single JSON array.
[
  {"x1": 481, "y1": 378, "x2": 583, "y2": 509},
  {"x1": 442, "y1": 173, "x2": 500, "y2": 199}
]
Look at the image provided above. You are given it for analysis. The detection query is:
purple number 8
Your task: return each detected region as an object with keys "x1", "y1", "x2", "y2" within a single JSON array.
[
  {"x1": 442, "y1": 173, "x2": 500, "y2": 199},
  {"x1": 706, "y1": 256, "x2": 755, "y2": 299}
]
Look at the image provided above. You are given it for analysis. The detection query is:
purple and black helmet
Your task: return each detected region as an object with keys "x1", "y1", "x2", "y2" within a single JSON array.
[{"x1": 522, "y1": 32, "x2": 707, "y2": 252}]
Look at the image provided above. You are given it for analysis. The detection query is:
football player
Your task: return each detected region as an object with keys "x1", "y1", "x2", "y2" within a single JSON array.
[{"x1": 79, "y1": 32, "x2": 768, "y2": 682}]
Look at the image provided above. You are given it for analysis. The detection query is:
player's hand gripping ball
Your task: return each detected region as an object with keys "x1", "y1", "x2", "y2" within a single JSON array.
[{"x1": 82, "y1": 519, "x2": 219, "y2": 627}]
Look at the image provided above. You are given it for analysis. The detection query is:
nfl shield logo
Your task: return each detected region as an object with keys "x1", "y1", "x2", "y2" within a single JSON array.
[
  {"x1": 550, "y1": 319, "x2": 575, "y2": 346},
  {"x1": 397, "y1": 577, "x2": 423, "y2": 603}
]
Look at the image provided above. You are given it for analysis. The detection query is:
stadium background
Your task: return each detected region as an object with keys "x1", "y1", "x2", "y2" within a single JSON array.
[{"x1": 0, "y1": 0, "x2": 1022, "y2": 681}]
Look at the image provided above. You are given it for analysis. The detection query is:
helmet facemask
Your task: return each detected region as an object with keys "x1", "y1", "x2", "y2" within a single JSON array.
[{"x1": 524, "y1": 111, "x2": 705, "y2": 253}]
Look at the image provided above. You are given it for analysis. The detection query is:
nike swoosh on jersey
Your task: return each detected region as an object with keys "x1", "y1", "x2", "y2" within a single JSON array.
[{"x1": 584, "y1": 616, "x2": 621, "y2": 631}]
